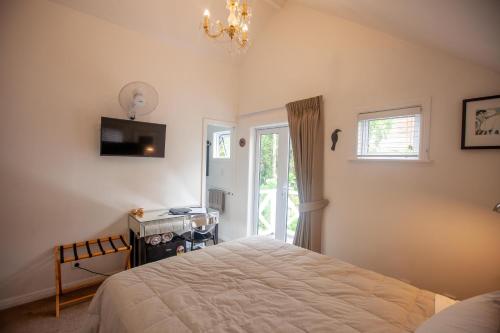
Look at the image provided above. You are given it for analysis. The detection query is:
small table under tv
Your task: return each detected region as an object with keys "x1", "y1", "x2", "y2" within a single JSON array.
[{"x1": 128, "y1": 207, "x2": 219, "y2": 267}]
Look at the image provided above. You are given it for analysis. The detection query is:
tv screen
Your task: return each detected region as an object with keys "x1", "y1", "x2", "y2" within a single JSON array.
[{"x1": 100, "y1": 117, "x2": 166, "y2": 157}]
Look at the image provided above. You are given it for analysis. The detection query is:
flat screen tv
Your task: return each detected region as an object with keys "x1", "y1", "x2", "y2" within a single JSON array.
[{"x1": 100, "y1": 117, "x2": 166, "y2": 157}]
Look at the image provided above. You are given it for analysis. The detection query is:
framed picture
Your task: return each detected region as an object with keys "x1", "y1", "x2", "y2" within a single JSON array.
[{"x1": 461, "y1": 94, "x2": 500, "y2": 149}]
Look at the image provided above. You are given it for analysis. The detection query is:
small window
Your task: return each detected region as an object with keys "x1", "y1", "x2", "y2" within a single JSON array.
[
  {"x1": 213, "y1": 131, "x2": 231, "y2": 159},
  {"x1": 357, "y1": 106, "x2": 428, "y2": 160}
]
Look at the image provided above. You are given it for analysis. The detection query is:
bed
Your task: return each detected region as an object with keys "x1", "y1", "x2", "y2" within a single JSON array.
[{"x1": 83, "y1": 237, "x2": 439, "y2": 333}]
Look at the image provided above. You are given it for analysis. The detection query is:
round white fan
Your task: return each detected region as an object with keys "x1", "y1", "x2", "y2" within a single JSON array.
[{"x1": 118, "y1": 81, "x2": 159, "y2": 120}]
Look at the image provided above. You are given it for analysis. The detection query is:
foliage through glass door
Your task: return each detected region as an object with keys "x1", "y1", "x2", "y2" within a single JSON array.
[{"x1": 255, "y1": 126, "x2": 298, "y2": 243}]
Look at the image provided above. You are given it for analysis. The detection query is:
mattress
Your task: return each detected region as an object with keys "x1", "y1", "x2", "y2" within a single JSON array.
[{"x1": 83, "y1": 237, "x2": 435, "y2": 333}]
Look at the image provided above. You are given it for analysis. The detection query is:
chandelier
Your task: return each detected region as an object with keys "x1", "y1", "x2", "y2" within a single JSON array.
[{"x1": 202, "y1": 0, "x2": 251, "y2": 50}]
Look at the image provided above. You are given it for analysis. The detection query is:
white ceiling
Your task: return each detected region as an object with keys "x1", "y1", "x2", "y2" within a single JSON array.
[
  {"x1": 49, "y1": 0, "x2": 282, "y2": 61},
  {"x1": 51, "y1": 0, "x2": 500, "y2": 72},
  {"x1": 293, "y1": 0, "x2": 500, "y2": 73}
]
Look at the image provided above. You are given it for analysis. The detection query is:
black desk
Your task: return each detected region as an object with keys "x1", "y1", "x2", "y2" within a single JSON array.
[{"x1": 128, "y1": 208, "x2": 219, "y2": 267}]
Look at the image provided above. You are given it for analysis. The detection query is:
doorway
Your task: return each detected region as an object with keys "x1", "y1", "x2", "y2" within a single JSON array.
[
  {"x1": 201, "y1": 119, "x2": 236, "y2": 207},
  {"x1": 253, "y1": 126, "x2": 298, "y2": 243}
]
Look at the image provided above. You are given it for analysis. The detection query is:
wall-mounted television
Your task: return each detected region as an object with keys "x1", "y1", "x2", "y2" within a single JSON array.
[{"x1": 100, "y1": 117, "x2": 166, "y2": 157}]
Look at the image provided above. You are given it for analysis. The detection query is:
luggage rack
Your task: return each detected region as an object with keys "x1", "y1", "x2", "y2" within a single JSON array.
[{"x1": 54, "y1": 235, "x2": 132, "y2": 318}]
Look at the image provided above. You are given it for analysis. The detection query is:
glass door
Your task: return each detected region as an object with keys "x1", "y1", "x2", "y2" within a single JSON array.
[{"x1": 254, "y1": 126, "x2": 298, "y2": 243}]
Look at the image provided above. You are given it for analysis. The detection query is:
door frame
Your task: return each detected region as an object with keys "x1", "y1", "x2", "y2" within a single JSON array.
[
  {"x1": 252, "y1": 125, "x2": 290, "y2": 241},
  {"x1": 201, "y1": 118, "x2": 237, "y2": 208}
]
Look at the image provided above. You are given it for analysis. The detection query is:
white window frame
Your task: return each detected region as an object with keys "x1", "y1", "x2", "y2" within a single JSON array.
[
  {"x1": 252, "y1": 125, "x2": 291, "y2": 242},
  {"x1": 353, "y1": 99, "x2": 431, "y2": 162},
  {"x1": 213, "y1": 130, "x2": 231, "y2": 159}
]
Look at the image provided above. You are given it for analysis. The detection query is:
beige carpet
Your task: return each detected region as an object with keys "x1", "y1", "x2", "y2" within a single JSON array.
[{"x1": 0, "y1": 285, "x2": 98, "y2": 333}]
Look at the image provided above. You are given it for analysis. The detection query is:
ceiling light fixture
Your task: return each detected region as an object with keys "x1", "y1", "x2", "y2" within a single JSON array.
[{"x1": 202, "y1": 0, "x2": 251, "y2": 51}]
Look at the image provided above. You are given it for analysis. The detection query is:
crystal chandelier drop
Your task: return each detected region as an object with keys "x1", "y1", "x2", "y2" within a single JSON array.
[{"x1": 202, "y1": 0, "x2": 251, "y2": 51}]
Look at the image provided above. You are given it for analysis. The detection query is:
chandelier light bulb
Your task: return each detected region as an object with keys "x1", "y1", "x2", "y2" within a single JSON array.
[
  {"x1": 227, "y1": 8, "x2": 239, "y2": 26},
  {"x1": 203, "y1": 9, "x2": 210, "y2": 28},
  {"x1": 241, "y1": 24, "x2": 248, "y2": 43},
  {"x1": 201, "y1": 0, "x2": 251, "y2": 51}
]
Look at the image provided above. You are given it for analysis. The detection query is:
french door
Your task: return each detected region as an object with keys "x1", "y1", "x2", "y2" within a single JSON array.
[{"x1": 253, "y1": 126, "x2": 299, "y2": 243}]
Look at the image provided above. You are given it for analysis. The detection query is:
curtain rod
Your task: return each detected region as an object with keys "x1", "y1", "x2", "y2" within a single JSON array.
[{"x1": 238, "y1": 95, "x2": 322, "y2": 118}]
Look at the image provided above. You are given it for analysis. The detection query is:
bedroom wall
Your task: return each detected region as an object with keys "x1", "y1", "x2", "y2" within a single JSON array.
[
  {"x1": 236, "y1": 3, "x2": 500, "y2": 299},
  {"x1": 0, "y1": 0, "x2": 237, "y2": 308}
]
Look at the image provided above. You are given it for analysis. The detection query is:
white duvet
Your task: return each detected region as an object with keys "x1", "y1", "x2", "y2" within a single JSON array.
[{"x1": 83, "y1": 237, "x2": 435, "y2": 333}]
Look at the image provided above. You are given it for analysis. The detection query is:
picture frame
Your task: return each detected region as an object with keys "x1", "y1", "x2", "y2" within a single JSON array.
[{"x1": 461, "y1": 94, "x2": 500, "y2": 149}]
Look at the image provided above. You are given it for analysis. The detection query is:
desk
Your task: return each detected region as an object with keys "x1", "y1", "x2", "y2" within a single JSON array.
[{"x1": 128, "y1": 208, "x2": 219, "y2": 267}]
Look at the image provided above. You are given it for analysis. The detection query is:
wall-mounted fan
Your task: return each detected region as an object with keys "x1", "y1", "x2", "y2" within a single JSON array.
[{"x1": 118, "y1": 81, "x2": 159, "y2": 120}]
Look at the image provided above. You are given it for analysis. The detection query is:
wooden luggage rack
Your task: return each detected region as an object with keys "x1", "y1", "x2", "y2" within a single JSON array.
[{"x1": 54, "y1": 235, "x2": 132, "y2": 318}]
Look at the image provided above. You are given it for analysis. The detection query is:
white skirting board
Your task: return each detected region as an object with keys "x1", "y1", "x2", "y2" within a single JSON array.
[{"x1": 0, "y1": 270, "x2": 120, "y2": 311}]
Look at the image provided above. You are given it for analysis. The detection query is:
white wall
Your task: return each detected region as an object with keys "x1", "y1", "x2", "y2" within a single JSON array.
[
  {"x1": 236, "y1": 3, "x2": 500, "y2": 299},
  {"x1": 0, "y1": 0, "x2": 236, "y2": 307}
]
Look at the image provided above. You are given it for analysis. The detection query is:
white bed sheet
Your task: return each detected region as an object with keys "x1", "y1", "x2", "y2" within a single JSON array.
[{"x1": 84, "y1": 237, "x2": 436, "y2": 333}]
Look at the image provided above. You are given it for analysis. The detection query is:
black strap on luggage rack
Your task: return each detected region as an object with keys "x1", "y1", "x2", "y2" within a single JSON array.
[
  {"x1": 109, "y1": 237, "x2": 118, "y2": 252},
  {"x1": 97, "y1": 239, "x2": 105, "y2": 255}
]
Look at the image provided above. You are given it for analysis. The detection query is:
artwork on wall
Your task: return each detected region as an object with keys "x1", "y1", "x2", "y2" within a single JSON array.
[
  {"x1": 461, "y1": 94, "x2": 500, "y2": 149},
  {"x1": 330, "y1": 129, "x2": 341, "y2": 151}
]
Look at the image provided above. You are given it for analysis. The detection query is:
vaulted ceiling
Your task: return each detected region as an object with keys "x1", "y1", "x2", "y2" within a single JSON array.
[
  {"x1": 49, "y1": 0, "x2": 283, "y2": 61},
  {"x1": 51, "y1": 0, "x2": 500, "y2": 72},
  {"x1": 294, "y1": 0, "x2": 500, "y2": 73}
]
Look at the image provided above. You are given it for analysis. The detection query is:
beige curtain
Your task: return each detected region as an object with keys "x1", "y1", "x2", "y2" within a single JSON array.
[{"x1": 286, "y1": 96, "x2": 328, "y2": 252}]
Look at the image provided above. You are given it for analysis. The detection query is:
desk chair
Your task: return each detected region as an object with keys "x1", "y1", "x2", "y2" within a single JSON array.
[{"x1": 186, "y1": 215, "x2": 218, "y2": 251}]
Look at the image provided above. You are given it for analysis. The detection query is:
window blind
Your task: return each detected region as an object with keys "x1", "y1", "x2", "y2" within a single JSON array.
[{"x1": 357, "y1": 106, "x2": 422, "y2": 159}]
